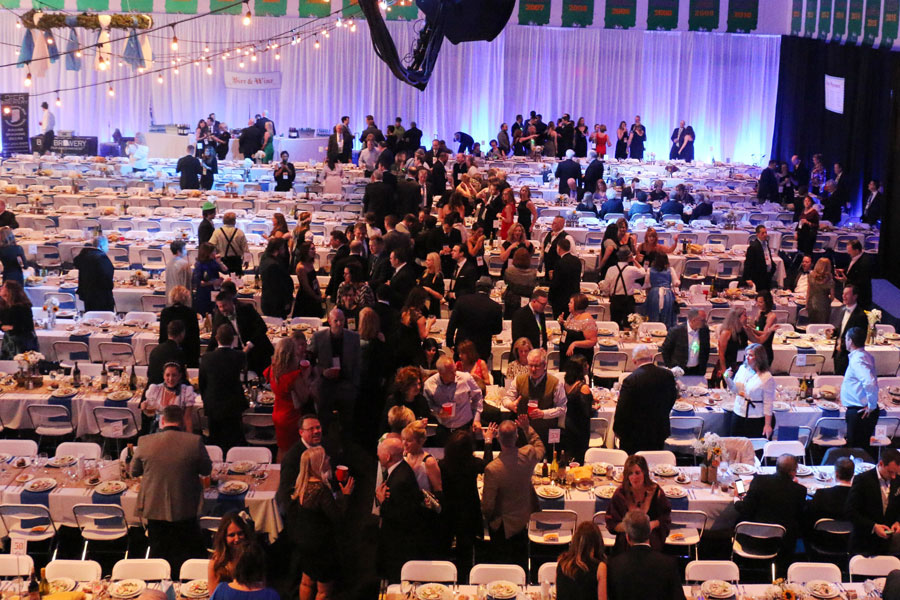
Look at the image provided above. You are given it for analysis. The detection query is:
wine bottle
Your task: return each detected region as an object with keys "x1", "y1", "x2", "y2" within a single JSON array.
[
  {"x1": 72, "y1": 362, "x2": 81, "y2": 387},
  {"x1": 28, "y1": 570, "x2": 39, "y2": 600},
  {"x1": 99, "y1": 362, "x2": 108, "y2": 389},
  {"x1": 549, "y1": 450, "x2": 558, "y2": 480},
  {"x1": 129, "y1": 365, "x2": 137, "y2": 391},
  {"x1": 38, "y1": 568, "x2": 48, "y2": 597}
]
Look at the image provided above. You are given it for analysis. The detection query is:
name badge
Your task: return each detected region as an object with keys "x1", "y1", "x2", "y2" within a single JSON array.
[
  {"x1": 736, "y1": 349, "x2": 746, "y2": 363},
  {"x1": 332, "y1": 357, "x2": 341, "y2": 369},
  {"x1": 476, "y1": 256, "x2": 484, "y2": 266}
]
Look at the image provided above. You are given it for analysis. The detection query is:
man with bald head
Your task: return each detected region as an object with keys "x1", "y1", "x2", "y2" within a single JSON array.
[
  {"x1": 482, "y1": 415, "x2": 545, "y2": 569},
  {"x1": 309, "y1": 308, "x2": 360, "y2": 435},
  {"x1": 614, "y1": 344, "x2": 677, "y2": 455},
  {"x1": 0, "y1": 200, "x2": 17, "y2": 229},
  {"x1": 374, "y1": 437, "x2": 424, "y2": 582}
]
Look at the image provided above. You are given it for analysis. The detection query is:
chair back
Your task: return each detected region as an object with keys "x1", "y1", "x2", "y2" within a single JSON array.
[
  {"x1": 83, "y1": 311, "x2": 117, "y2": 322},
  {"x1": 44, "y1": 292, "x2": 77, "y2": 310},
  {"x1": 46, "y1": 560, "x2": 102, "y2": 582},
  {"x1": 111, "y1": 559, "x2": 171, "y2": 581},
  {"x1": 52, "y1": 341, "x2": 90, "y2": 364},
  {"x1": 0, "y1": 504, "x2": 56, "y2": 538},
  {"x1": 56, "y1": 442, "x2": 102, "y2": 460},
  {"x1": 399, "y1": 561, "x2": 458, "y2": 584},
  {"x1": 179, "y1": 559, "x2": 210, "y2": 582},
  {"x1": 27, "y1": 404, "x2": 73, "y2": 432},
  {"x1": 762, "y1": 440, "x2": 806, "y2": 462},
  {"x1": 788, "y1": 354, "x2": 825, "y2": 376},
  {"x1": 786, "y1": 562, "x2": 842, "y2": 584},
  {"x1": 584, "y1": 448, "x2": 628, "y2": 466},
  {"x1": 0, "y1": 440, "x2": 38, "y2": 456},
  {"x1": 72, "y1": 504, "x2": 128, "y2": 537},
  {"x1": 92, "y1": 407, "x2": 140, "y2": 439},
  {"x1": 123, "y1": 311, "x2": 158, "y2": 325},
  {"x1": 684, "y1": 560, "x2": 740, "y2": 583},
  {"x1": 205, "y1": 445, "x2": 224, "y2": 463},
  {"x1": 0, "y1": 555, "x2": 34, "y2": 577},
  {"x1": 537, "y1": 562, "x2": 556, "y2": 584},
  {"x1": 241, "y1": 413, "x2": 277, "y2": 446},
  {"x1": 635, "y1": 450, "x2": 677, "y2": 469},
  {"x1": 141, "y1": 295, "x2": 168, "y2": 313},
  {"x1": 469, "y1": 564, "x2": 527, "y2": 586},
  {"x1": 849, "y1": 555, "x2": 900, "y2": 580},
  {"x1": 98, "y1": 342, "x2": 136, "y2": 366},
  {"x1": 225, "y1": 446, "x2": 272, "y2": 464},
  {"x1": 588, "y1": 418, "x2": 609, "y2": 449},
  {"x1": 528, "y1": 510, "x2": 578, "y2": 544}
]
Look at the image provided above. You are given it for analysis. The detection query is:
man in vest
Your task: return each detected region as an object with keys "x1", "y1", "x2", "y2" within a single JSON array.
[
  {"x1": 501, "y1": 348, "x2": 567, "y2": 446},
  {"x1": 209, "y1": 212, "x2": 249, "y2": 275}
]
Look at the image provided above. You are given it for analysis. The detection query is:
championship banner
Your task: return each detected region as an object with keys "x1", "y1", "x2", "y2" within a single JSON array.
[
  {"x1": 647, "y1": 0, "x2": 679, "y2": 30},
  {"x1": 210, "y1": 0, "x2": 241, "y2": 13},
  {"x1": 562, "y1": 0, "x2": 593, "y2": 27},
  {"x1": 805, "y1": 0, "x2": 818, "y2": 36},
  {"x1": 791, "y1": 0, "x2": 804, "y2": 34},
  {"x1": 605, "y1": 0, "x2": 635, "y2": 28},
  {"x1": 121, "y1": 0, "x2": 153, "y2": 11},
  {"x1": 224, "y1": 71, "x2": 282, "y2": 90},
  {"x1": 164, "y1": 0, "x2": 197, "y2": 13},
  {"x1": 726, "y1": 0, "x2": 758, "y2": 32},
  {"x1": 254, "y1": 0, "x2": 287, "y2": 17},
  {"x1": 832, "y1": 0, "x2": 848, "y2": 38},
  {"x1": 518, "y1": 0, "x2": 550, "y2": 25},
  {"x1": 818, "y1": 0, "x2": 833, "y2": 38},
  {"x1": 0, "y1": 93, "x2": 29, "y2": 158},
  {"x1": 847, "y1": 0, "x2": 864, "y2": 42},
  {"x1": 863, "y1": 0, "x2": 881, "y2": 44},
  {"x1": 77, "y1": 0, "x2": 109, "y2": 11},
  {"x1": 298, "y1": 0, "x2": 331, "y2": 17},
  {"x1": 881, "y1": 0, "x2": 898, "y2": 46},
  {"x1": 0, "y1": 0, "x2": 19, "y2": 8},
  {"x1": 688, "y1": 0, "x2": 719, "y2": 31},
  {"x1": 386, "y1": 1, "x2": 418, "y2": 20}
]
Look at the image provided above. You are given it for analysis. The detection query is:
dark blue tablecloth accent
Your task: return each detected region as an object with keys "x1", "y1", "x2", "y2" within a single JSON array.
[
  {"x1": 259, "y1": 182, "x2": 270, "y2": 192},
  {"x1": 111, "y1": 333, "x2": 134, "y2": 344},
  {"x1": 213, "y1": 491, "x2": 247, "y2": 513},
  {"x1": 821, "y1": 408, "x2": 840, "y2": 418},
  {"x1": 91, "y1": 490, "x2": 123, "y2": 505},
  {"x1": 533, "y1": 521, "x2": 562, "y2": 531},
  {"x1": 776, "y1": 425, "x2": 799, "y2": 441},
  {"x1": 48, "y1": 396, "x2": 74, "y2": 422},
  {"x1": 19, "y1": 516, "x2": 50, "y2": 528},
  {"x1": 669, "y1": 496, "x2": 689, "y2": 510},
  {"x1": 69, "y1": 334, "x2": 90, "y2": 346},
  {"x1": 94, "y1": 516, "x2": 126, "y2": 529},
  {"x1": 21, "y1": 489, "x2": 52, "y2": 506},
  {"x1": 672, "y1": 409, "x2": 695, "y2": 417},
  {"x1": 797, "y1": 346, "x2": 816, "y2": 354},
  {"x1": 57, "y1": 300, "x2": 76, "y2": 309},
  {"x1": 593, "y1": 496, "x2": 610, "y2": 514},
  {"x1": 104, "y1": 398, "x2": 131, "y2": 409},
  {"x1": 537, "y1": 495, "x2": 565, "y2": 510}
]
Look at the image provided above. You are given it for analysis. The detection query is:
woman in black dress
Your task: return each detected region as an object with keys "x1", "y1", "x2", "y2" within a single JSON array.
[
  {"x1": 556, "y1": 522, "x2": 607, "y2": 600},
  {"x1": 288, "y1": 446, "x2": 354, "y2": 600},
  {"x1": 574, "y1": 118, "x2": 588, "y2": 158},
  {"x1": 418, "y1": 252, "x2": 445, "y2": 318},
  {"x1": 516, "y1": 186, "x2": 537, "y2": 238},
  {"x1": 200, "y1": 146, "x2": 217, "y2": 190},
  {"x1": 0, "y1": 281, "x2": 38, "y2": 359},
  {"x1": 752, "y1": 291, "x2": 777, "y2": 365},
  {"x1": 563, "y1": 356, "x2": 593, "y2": 464},
  {"x1": 397, "y1": 288, "x2": 434, "y2": 368},
  {"x1": 796, "y1": 195, "x2": 820, "y2": 255},
  {"x1": 291, "y1": 242, "x2": 323, "y2": 318},
  {"x1": 0, "y1": 227, "x2": 26, "y2": 285},
  {"x1": 195, "y1": 119, "x2": 211, "y2": 158},
  {"x1": 160, "y1": 285, "x2": 201, "y2": 367},
  {"x1": 614, "y1": 121, "x2": 629, "y2": 159}
]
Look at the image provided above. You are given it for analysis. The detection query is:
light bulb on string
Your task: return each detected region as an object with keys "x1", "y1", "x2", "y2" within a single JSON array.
[
  {"x1": 206, "y1": 62, "x2": 212, "y2": 75},
  {"x1": 242, "y1": 1, "x2": 252, "y2": 26},
  {"x1": 15, "y1": 20, "x2": 21, "y2": 29},
  {"x1": 173, "y1": 66, "x2": 179, "y2": 75},
  {"x1": 203, "y1": 46, "x2": 210, "y2": 53},
  {"x1": 336, "y1": 18, "x2": 342, "y2": 27},
  {"x1": 75, "y1": 49, "x2": 82, "y2": 58},
  {"x1": 274, "y1": 51, "x2": 280, "y2": 60},
  {"x1": 157, "y1": 74, "x2": 164, "y2": 84},
  {"x1": 314, "y1": 37, "x2": 320, "y2": 49},
  {"x1": 98, "y1": 58, "x2": 107, "y2": 71},
  {"x1": 55, "y1": 93, "x2": 61, "y2": 107},
  {"x1": 118, "y1": 61, "x2": 123, "y2": 67},
  {"x1": 170, "y1": 29, "x2": 178, "y2": 51},
  {"x1": 321, "y1": 29, "x2": 327, "y2": 36},
  {"x1": 46, "y1": 36, "x2": 54, "y2": 45},
  {"x1": 238, "y1": 59, "x2": 245, "y2": 68},
  {"x1": 138, "y1": 67, "x2": 145, "y2": 73},
  {"x1": 23, "y1": 71, "x2": 32, "y2": 87},
  {"x1": 324, "y1": 30, "x2": 330, "y2": 38},
  {"x1": 250, "y1": 53, "x2": 257, "y2": 62},
  {"x1": 107, "y1": 85, "x2": 115, "y2": 97}
]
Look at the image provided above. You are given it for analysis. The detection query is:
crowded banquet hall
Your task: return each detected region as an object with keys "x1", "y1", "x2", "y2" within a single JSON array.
[{"x1": 3, "y1": 0, "x2": 900, "y2": 599}]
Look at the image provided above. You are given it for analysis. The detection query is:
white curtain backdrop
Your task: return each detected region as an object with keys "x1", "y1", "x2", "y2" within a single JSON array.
[{"x1": 0, "y1": 12, "x2": 780, "y2": 163}]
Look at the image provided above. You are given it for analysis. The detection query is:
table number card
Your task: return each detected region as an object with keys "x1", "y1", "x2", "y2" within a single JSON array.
[
  {"x1": 795, "y1": 353, "x2": 807, "y2": 366},
  {"x1": 10, "y1": 538, "x2": 26, "y2": 556},
  {"x1": 548, "y1": 429, "x2": 561, "y2": 444},
  {"x1": 876, "y1": 424, "x2": 888, "y2": 438},
  {"x1": 100, "y1": 461, "x2": 122, "y2": 482}
]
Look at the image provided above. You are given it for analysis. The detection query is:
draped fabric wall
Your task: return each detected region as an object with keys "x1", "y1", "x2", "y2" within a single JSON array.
[{"x1": 0, "y1": 12, "x2": 780, "y2": 163}]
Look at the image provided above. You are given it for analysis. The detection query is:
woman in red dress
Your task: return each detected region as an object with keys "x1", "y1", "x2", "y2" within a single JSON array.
[
  {"x1": 264, "y1": 336, "x2": 312, "y2": 461},
  {"x1": 498, "y1": 188, "x2": 517, "y2": 240}
]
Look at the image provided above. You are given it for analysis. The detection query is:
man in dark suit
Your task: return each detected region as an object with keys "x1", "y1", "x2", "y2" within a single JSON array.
[
  {"x1": 613, "y1": 345, "x2": 678, "y2": 455},
  {"x1": 372, "y1": 285, "x2": 401, "y2": 349},
  {"x1": 757, "y1": 159, "x2": 779, "y2": 203},
  {"x1": 324, "y1": 230, "x2": 351, "y2": 301},
  {"x1": 367, "y1": 235, "x2": 392, "y2": 291},
  {"x1": 309, "y1": 308, "x2": 361, "y2": 434},
  {"x1": 0, "y1": 200, "x2": 18, "y2": 229},
  {"x1": 669, "y1": 120, "x2": 687, "y2": 160},
  {"x1": 276, "y1": 414, "x2": 326, "y2": 513},
  {"x1": 791, "y1": 155, "x2": 810, "y2": 193},
  {"x1": 73, "y1": 237, "x2": 114, "y2": 311},
  {"x1": 375, "y1": 437, "x2": 425, "y2": 582},
  {"x1": 734, "y1": 454, "x2": 808, "y2": 568},
  {"x1": 363, "y1": 170, "x2": 394, "y2": 230},
  {"x1": 147, "y1": 321, "x2": 187, "y2": 385},
  {"x1": 862, "y1": 180, "x2": 883, "y2": 226},
  {"x1": 207, "y1": 291, "x2": 274, "y2": 377},
  {"x1": 326, "y1": 123, "x2": 353, "y2": 163},
  {"x1": 658, "y1": 190, "x2": 685, "y2": 221},
  {"x1": 395, "y1": 175, "x2": 421, "y2": 216},
  {"x1": 660, "y1": 309, "x2": 710, "y2": 376},
  {"x1": 600, "y1": 192, "x2": 624, "y2": 218},
  {"x1": 198, "y1": 324, "x2": 247, "y2": 452},
  {"x1": 848, "y1": 448, "x2": 900, "y2": 556},
  {"x1": 431, "y1": 151, "x2": 449, "y2": 199},
  {"x1": 237, "y1": 121, "x2": 263, "y2": 158},
  {"x1": 541, "y1": 216, "x2": 569, "y2": 276},
  {"x1": 829, "y1": 162, "x2": 850, "y2": 223},
  {"x1": 607, "y1": 510, "x2": 686, "y2": 600},
  {"x1": 689, "y1": 195, "x2": 713, "y2": 221},
  {"x1": 453, "y1": 131, "x2": 475, "y2": 155},
  {"x1": 402, "y1": 121, "x2": 423, "y2": 151},
  {"x1": 548, "y1": 237, "x2": 582, "y2": 318},
  {"x1": 832, "y1": 283, "x2": 869, "y2": 375},
  {"x1": 582, "y1": 151, "x2": 604, "y2": 197},
  {"x1": 358, "y1": 115, "x2": 385, "y2": 144},
  {"x1": 175, "y1": 145, "x2": 202, "y2": 190},
  {"x1": 804, "y1": 456, "x2": 853, "y2": 539},
  {"x1": 383, "y1": 215, "x2": 411, "y2": 257},
  {"x1": 445, "y1": 244, "x2": 478, "y2": 308},
  {"x1": 413, "y1": 168, "x2": 433, "y2": 211},
  {"x1": 836, "y1": 240, "x2": 873, "y2": 310},
  {"x1": 447, "y1": 276, "x2": 503, "y2": 361},
  {"x1": 511, "y1": 291, "x2": 549, "y2": 350},
  {"x1": 387, "y1": 248, "x2": 417, "y2": 309},
  {"x1": 554, "y1": 149, "x2": 582, "y2": 195},
  {"x1": 131, "y1": 405, "x2": 211, "y2": 574},
  {"x1": 742, "y1": 225, "x2": 777, "y2": 291}
]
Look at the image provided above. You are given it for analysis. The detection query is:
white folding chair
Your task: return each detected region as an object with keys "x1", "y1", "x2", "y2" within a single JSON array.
[
  {"x1": 205, "y1": 445, "x2": 224, "y2": 463},
  {"x1": 732, "y1": 521, "x2": 786, "y2": 561},
  {"x1": 83, "y1": 311, "x2": 118, "y2": 322},
  {"x1": 527, "y1": 510, "x2": 578, "y2": 549},
  {"x1": 809, "y1": 418, "x2": 847, "y2": 460},
  {"x1": 73, "y1": 504, "x2": 129, "y2": 560},
  {"x1": 98, "y1": 342, "x2": 136, "y2": 366},
  {"x1": 225, "y1": 447, "x2": 272, "y2": 464},
  {"x1": 592, "y1": 352, "x2": 629, "y2": 379},
  {"x1": 53, "y1": 341, "x2": 91, "y2": 365},
  {"x1": 179, "y1": 559, "x2": 210, "y2": 581},
  {"x1": 139, "y1": 249, "x2": 167, "y2": 273},
  {"x1": 55, "y1": 442, "x2": 101, "y2": 460},
  {"x1": 591, "y1": 512, "x2": 617, "y2": 549},
  {"x1": 665, "y1": 417, "x2": 704, "y2": 463},
  {"x1": 667, "y1": 510, "x2": 707, "y2": 561},
  {"x1": 537, "y1": 562, "x2": 556, "y2": 584},
  {"x1": 27, "y1": 404, "x2": 75, "y2": 440},
  {"x1": 199, "y1": 516, "x2": 221, "y2": 553},
  {"x1": 140, "y1": 295, "x2": 168, "y2": 313},
  {"x1": 0, "y1": 439, "x2": 38, "y2": 457},
  {"x1": 468, "y1": 564, "x2": 527, "y2": 586},
  {"x1": 762, "y1": 441, "x2": 806, "y2": 464},
  {"x1": 92, "y1": 407, "x2": 140, "y2": 457},
  {"x1": 241, "y1": 413, "x2": 276, "y2": 447},
  {"x1": 46, "y1": 559, "x2": 102, "y2": 582},
  {"x1": 635, "y1": 450, "x2": 677, "y2": 469},
  {"x1": 684, "y1": 560, "x2": 740, "y2": 583},
  {"x1": 786, "y1": 562, "x2": 842, "y2": 584},
  {"x1": 111, "y1": 558, "x2": 171, "y2": 581},
  {"x1": 0, "y1": 554, "x2": 34, "y2": 577},
  {"x1": 399, "y1": 561, "x2": 458, "y2": 584},
  {"x1": 788, "y1": 354, "x2": 825, "y2": 376},
  {"x1": 849, "y1": 555, "x2": 900, "y2": 581},
  {"x1": 584, "y1": 448, "x2": 628, "y2": 466},
  {"x1": 587, "y1": 418, "x2": 609, "y2": 449},
  {"x1": 0, "y1": 504, "x2": 58, "y2": 545}
]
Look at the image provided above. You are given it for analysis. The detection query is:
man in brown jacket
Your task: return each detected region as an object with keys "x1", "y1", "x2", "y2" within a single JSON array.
[{"x1": 482, "y1": 416, "x2": 545, "y2": 570}]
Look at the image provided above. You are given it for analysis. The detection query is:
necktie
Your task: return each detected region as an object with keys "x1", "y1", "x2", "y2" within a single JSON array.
[{"x1": 381, "y1": 468, "x2": 389, "y2": 485}]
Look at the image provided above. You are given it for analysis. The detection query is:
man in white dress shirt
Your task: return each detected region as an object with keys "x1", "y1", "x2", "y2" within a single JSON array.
[
  {"x1": 38, "y1": 101, "x2": 55, "y2": 155},
  {"x1": 841, "y1": 326, "x2": 880, "y2": 453}
]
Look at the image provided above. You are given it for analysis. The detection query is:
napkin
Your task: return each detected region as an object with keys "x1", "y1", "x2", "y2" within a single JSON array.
[
  {"x1": 44, "y1": 592, "x2": 85, "y2": 600},
  {"x1": 21, "y1": 488, "x2": 52, "y2": 506},
  {"x1": 537, "y1": 495, "x2": 565, "y2": 510}
]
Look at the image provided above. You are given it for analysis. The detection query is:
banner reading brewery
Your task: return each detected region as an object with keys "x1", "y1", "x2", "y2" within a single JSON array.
[{"x1": 223, "y1": 71, "x2": 283, "y2": 90}]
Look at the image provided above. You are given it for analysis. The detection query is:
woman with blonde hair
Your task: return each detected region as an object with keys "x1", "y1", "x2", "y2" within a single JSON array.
[
  {"x1": 264, "y1": 337, "x2": 312, "y2": 460},
  {"x1": 556, "y1": 521, "x2": 607, "y2": 600},
  {"x1": 635, "y1": 227, "x2": 677, "y2": 267},
  {"x1": 506, "y1": 337, "x2": 533, "y2": 384},
  {"x1": 0, "y1": 226, "x2": 26, "y2": 285},
  {"x1": 716, "y1": 306, "x2": 750, "y2": 381},
  {"x1": 418, "y1": 252, "x2": 445, "y2": 317},
  {"x1": 289, "y1": 212, "x2": 312, "y2": 271},
  {"x1": 288, "y1": 446, "x2": 354, "y2": 600},
  {"x1": 807, "y1": 257, "x2": 834, "y2": 324},
  {"x1": 402, "y1": 420, "x2": 441, "y2": 493},
  {"x1": 381, "y1": 405, "x2": 416, "y2": 444},
  {"x1": 159, "y1": 284, "x2": 201, "y2": 367}
]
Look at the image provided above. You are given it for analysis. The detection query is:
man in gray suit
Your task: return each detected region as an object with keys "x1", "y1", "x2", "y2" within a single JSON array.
[
  {"x1": 309, "y1": 308, "x2": 361, "y2": 438},
  {"x1": 131, "y1": 405, "x2": 212, "y2": 572}
]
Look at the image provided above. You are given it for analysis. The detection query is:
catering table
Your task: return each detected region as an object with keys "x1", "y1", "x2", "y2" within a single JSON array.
[
  {"x1": 0, "y1": 455, "x2": 282, "y2": 540},
  {"x1": 146, "y1": 132, "x2": 196, "y2": 159}
]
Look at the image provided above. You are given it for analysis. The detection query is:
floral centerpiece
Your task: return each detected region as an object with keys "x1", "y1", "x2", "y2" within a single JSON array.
[
  {"x1": 626, "y1": 312, "x2": 645, "y2": 333},
  {"x1": 694, "y1": 433, "x2": 723, "y2": 484},
  {"x1": 866, "y1": 309, "x2": 882, "y2": 344},
  {"x1": 14, "y1": 351, "x2": 45, "y2": 387},
  {"x1": 43, "y1": 296, "x2": 59, "y2": 328},
  {"x1": 131, "y1": 270, "x2": 148, "y2": 286},
  {"x1": 252, "y1": 151, "x2": 266, "y2": 165},
  {"x1": 723, "y1": 210, "x2": 738, "y2": 229},
  {"x1": 243, "y1": 157, "x2": 253, "y2": 180},
  {"x1": 766, "y1": 579, "x2": 802, "y2": 600}
]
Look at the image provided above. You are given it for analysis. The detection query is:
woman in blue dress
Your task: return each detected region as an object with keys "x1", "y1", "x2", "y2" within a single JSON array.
[
  {"x1": 192, "y1": 242, "x2": 225, "y2": 315},
  {"x1": 644, "y1": 252, "x2": 678, "y2": 328}
]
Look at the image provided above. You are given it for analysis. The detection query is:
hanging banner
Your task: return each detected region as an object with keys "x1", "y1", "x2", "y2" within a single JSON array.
[
  {"x1": 647, "y1": 0, "x2": 679, "y2": 30},
  {"x1": 688, "y1": 0, "x2": 719, "y2": 31},
  {"x1": 832, "y1": 0, "x2": 848, "y2": 38},
  {"x1": 0, "y1": 0, "x2": 19, "y2": 7},
  {"x1": 38, "y1": 0, "x2": 64, "y2": 7},
  {"x1": 224, "y1": 71, "x2": 282, "y2": 90},
  {"x1": 518, "y1": 0, "x2": 550, "y2": 25},
  {"x1": 805, "y1": 0, "x2": 818, "y2": 35},
  {"x1": 386, "y1": 1, "x2": 418, "y2": 20},
  {"x1": 255, "y1": 0, "x2": 287, "y2": 16},
  {"x1": 298, "y1": 0, "x2": 330, "y2": 17},
  {"x1": 165, "y1": 0, "x2": 197, "y2": 13},
  {"x1": 210, "y1": 0, "x2": 241, "y2": 13},
  {"x1": 726, "y1": 0, "x2": 758, "y2": 32},
  {"x1": 863, "y1": 0, "x2": 881, "y2": 44},
  {"x1": 605, "y1": 0, "x2": 635, "y2": 28},
  {"x1": 1, "y1": 93, "x2": 29, "y2": 157},
  {"x1": 342, "y1": 0, "x2": 361, "y2": 18},
  {"x1": 847, "y1": 0, "x2": 864, "y2": 42},
  {"x1": 818, "y1": 0, "x2": 833, "y2": 38},
  {"x1": 881, "y1": 0, "x2": 898, "y2": 46},
  {"x1": 121, "y1": 0, "x2": 153, "y2": 10},
  {"x1": 562, "y1": 0, "x2": 593, "y2": 27},
  {"x1": 77, "y1": 0, "x2": 109, "y2": 10},
  {"x1": 791, "y1": 0, "x2": 804, "y2": 34}
]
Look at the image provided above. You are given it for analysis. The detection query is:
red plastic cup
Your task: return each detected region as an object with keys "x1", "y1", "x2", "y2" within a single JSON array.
[
  {"x1": 442, "y1": 403, "x2": 454, "y2": 418},
  {"x1": 336, "y1": 465, "x2": 349, "y2": 483}
]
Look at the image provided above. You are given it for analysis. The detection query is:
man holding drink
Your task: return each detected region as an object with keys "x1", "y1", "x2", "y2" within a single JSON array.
[
  {"x1": 423, "y1": 356, "x2": 484, "y2": 445},
  {"x1": 501, "y1": 348, "x2": 567, "y2": 447}
]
